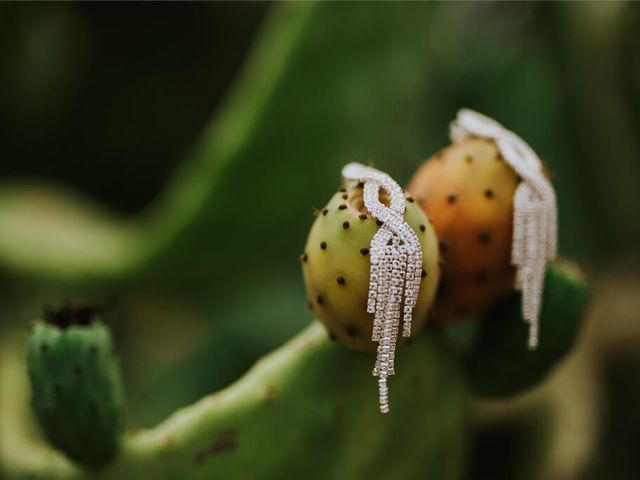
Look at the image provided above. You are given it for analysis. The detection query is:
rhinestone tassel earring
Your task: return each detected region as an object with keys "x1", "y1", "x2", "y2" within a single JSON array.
[
  {"x1": 450, "y1": 109, "x2": 558, "y2": 349},
  {"x1": 341, "y1": 163, "x2": 423, "y2": 413}
]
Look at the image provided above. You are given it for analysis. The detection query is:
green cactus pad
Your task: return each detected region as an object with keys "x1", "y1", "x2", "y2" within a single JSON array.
[
  {"x1": 462, "y1": 259, "x2": 590, "y2": 398},
  {"x1": 302, "y1": 185, "x2": 440, "y2": 351},
  {"x1": 26, "y1": 306, "x2": 125, "y2": 468},
  {"x1": 9, "y1": 322, "x2": 467, "y2": 480}
]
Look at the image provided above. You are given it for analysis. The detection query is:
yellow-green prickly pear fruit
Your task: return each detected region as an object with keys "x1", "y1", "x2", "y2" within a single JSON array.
[
  {"x1": 301, "y1": 184, "x2": 440, "y2": 351},
  {"x1": 408, "y1": 138, "x2": 519, "y2": 321},
  {"x1": 26, "y1": 302, "x2": 125, "y2": 469}
]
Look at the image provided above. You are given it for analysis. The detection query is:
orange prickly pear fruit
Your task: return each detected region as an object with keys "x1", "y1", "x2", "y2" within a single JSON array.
[{"x1": 407, "y1": 137, "x2": 519, "y2": 321}]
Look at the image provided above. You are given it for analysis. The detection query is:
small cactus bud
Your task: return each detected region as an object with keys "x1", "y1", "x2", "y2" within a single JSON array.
[{"x1": 26, "y1": 302, "x2": 125, "y2": 468}]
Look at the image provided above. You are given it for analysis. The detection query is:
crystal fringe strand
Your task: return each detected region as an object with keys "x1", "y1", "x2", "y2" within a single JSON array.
[
  {"x1": 342, "y1": 163, "x2": 423, "y2": 413},
  {"x1": 450, "y1": 109, "x2": 558, "y2": 349}
]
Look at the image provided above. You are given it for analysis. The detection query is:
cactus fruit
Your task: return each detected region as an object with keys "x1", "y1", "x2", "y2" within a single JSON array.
[
  {"x1": 26, "y1": 302, "x2": 125, "y2": 468},
  {"x1": 301, "y1": 184, "x2": 440, "y2": 351},
  {"x1": 408, "y1": 138, "x2": 520, "y2": 321}
]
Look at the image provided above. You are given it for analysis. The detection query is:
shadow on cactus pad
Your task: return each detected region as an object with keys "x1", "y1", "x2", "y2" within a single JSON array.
[{"x1": 462, "y1": 259, "x2": 589, "y2": 398}]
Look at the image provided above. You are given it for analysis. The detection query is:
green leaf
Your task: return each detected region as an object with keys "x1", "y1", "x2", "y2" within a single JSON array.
[
  {"x1": 0, "y1": 183, "x2": 141, "y2": 281},
  {"x1": 463, "y1": 260, "x2": 590, "y2": 398}
]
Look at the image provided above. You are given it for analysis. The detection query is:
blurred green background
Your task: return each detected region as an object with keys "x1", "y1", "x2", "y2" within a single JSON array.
[{"x1": 0, "y1": 2, "x2": 638, "y2": 479}]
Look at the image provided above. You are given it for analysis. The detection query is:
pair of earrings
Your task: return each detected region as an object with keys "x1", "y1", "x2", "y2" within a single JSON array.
[{"x1": 306, "y1": 109, "x2": 557, "y2": 413}]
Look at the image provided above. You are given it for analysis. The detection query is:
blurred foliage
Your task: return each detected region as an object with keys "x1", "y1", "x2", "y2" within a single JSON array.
[
  {"x1": 0, "y1": 1, "x2": 639, "y2": 479},
  {"x1": 0, "y1": 2, "x2": 268, "y2": 213}
]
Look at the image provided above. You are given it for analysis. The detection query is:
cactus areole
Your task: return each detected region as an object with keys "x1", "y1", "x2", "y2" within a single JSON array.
[{"x1": 302, "y1": 163, "x2": 440, "y2": 413}]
